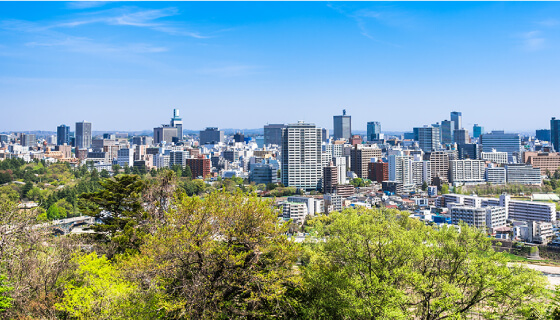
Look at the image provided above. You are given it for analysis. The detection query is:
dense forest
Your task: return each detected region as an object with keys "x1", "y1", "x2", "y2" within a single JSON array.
[{"x1": 0, "y1": 161, "x2": 559, "y2": 318}]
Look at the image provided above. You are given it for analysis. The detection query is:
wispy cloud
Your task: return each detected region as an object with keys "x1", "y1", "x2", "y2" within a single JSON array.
[
  {"x1": 198, "y1": 65, "x2": 261, "y2": 77},
  {"x1": 25, "y1": 36, "x2": 168, "y2": 54},
  {"x1": 66, "y1": 2, "x2": 109, "y2": 10},
  {"x1": 1, "y1": 7, "x2": 208, "y2": 39},
  {"x1": 326, "y1": 3, "x2": 404, "y2": 47},
  {"x1": 537, "y1": 18, "x2": 559, "y2": 27},
  {"x1": 518, "y1": 30, "x2": 545, "y2": 51},
  {"x1": 55, "y1": 7, "x2": 208, "y2": 38}
]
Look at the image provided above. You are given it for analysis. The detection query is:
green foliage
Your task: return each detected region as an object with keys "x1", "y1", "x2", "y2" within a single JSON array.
[
  {"x1": 0, "y1": 186, "x2": 19, "y2": 202},
  {"x1": 21, "y1": 181, "x2": 33, "y2": 199},
  {"x1": 0, "y1": 275, "x2": 13, "y2": 312},
  {"x1": 421, "y1": 181, "x2": 428, "y2": 191},
  {"x1": 46, "y1": 204, "x2": 67, "y2": 220},
  {"x1": 267, "y1": 186, "x2": 297, "y2": 197},
  {"x1": 79, "y1": 175, "x2": 147, "y2": 256},
  {"x1": 182, "y1": 179, "x2": 206, "y2": 196},
  {"x1": 122, "y1": 190, "x2": 301, "y2": 319},
  {"x1": 299, "y1": 208, "x2": 548, "y2": 319},
  {"x1": 56, "y1": 252, "x2": 156, "y2": 319},
  {"x1": 441, "y1": 183, "x2": 449, "y2": 194},
  {"x1": 350, "y1": 177, "x2": 370, "y2": 188}
]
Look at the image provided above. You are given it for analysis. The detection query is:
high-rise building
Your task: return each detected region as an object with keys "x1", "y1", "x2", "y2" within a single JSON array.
[
  {"x1": 430, "y1": 151, "x2": 451, "y2": 183},
  {"x1": 388, "y1": 154, "x2": 413, "y2": 185},
  {"x1": 453, "y1": 129, "x2": 470, "y2": 144},
  {"x1": 21, "y1": 133, "x2": 36, "y2": 147},
  {"x1": 57, "y1": 125, "x2": 70, "y2": 146},
  {"x1": 199, "y1": 127, "x2": 224, "y2": 145},
  {"x1": 480, "y1": 131, "x2": 522, "y2": 159},
  {"x1": 264, "y1": 124, "x2": 286, "y2": 146},
  {"x1": 551, "y1": 117, "x2": 560, "y2": 151},
  {"x1": 441, "y1": 120, "x2": 455, "y2": 144},
  {"x1": 170, "y1": 109, "x2": 183, "y2": 139},
  {"x1": 536, "y1": 129, "x2": 551, "y2": 142},
  {"x1": 368, "y1": 161, "x2": 388, "y2": 183},
  {"x1": 333, "y1": 109, "x2": 351, "y2": 141},
  {"x1": 457, "y1": 143, "x2": 481, "y2": 160},
  {"x1": 449, "y1": 159, "x2": 486, "y2": 185},
  {"x1": 281, "y1": 121, "x2": 322, "y2": 190},
  {"x1": 323, "y1": 162, "x2": 338, "y2": 194},
  {"x1": 473, "y1": 124, "x2": 484, "y2": 138},
  {"x1": 233, "y1": 132, "x2": 244, "y2": 143},
  {"x1": 450, "y1": 111, "x2": 462, "y2": 130},
  {"x1": 350, "y1": 144, "x2": 382, "y2": 179},
  {"x1": 415, "y1": 126, "x2": 440, "y2": 152},
  {"x1": 153, "y1": 126, "x2": 178, "y2": 145},
  {"x1": 186, "y1": 157, "x2": 212, "y2": 179},
  {"x1": 366, "y1": 121, "x2": 381, "y2": 141},
  {"x1": 75, "y1": 121, "x2": 92, "y2": 149}
]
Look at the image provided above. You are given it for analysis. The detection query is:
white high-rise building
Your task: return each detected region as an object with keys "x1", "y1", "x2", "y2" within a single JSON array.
[
  {"x1": 389, "y1": 154, "x2": 413, "y2": 185},
  {"x1": 75, "y1": 121, "x2": 92, "y2": 149},
  {"x1": 281, "y1": 121, "x2": 322, "y2": 190},
  {"x1": 449, "y1": 159, "x2": 486, "y2": 185},
  {"x1": 412, "y1": 160, "x2": 432, "y2": 185}
]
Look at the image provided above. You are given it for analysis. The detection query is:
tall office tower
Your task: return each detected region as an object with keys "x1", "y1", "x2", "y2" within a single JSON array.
[
  {"x1": 458, "y1": 143, "x2": 481, "y2": 160},
  {"x1": 21, "y1": 133, "x2": 36, "y2": 147},
  {"x1": 412, "y1": 160, "x2": 432, "y2": 185},
  {"x1": 368, "y1": 161, "x2": 388, "y2": 183},
  {"x1": 233, "y1": 132, "x2": 244, "y2": 143},
  {"x1": 199, "y1": 127, "x2": 224, "y2": 145},
  {"x1": 333, "y1": 109, "x2": 351, "y2": 141},
  {"x1": 350, "y1": 144, "x2": 382, "y2": 179},
  {"x1": 153, "y1": 126, "x2": 178, "y2": 145},
  {"x1": 480, "y1": 131, "x2": 522, "y2": 159},
  {"x1": 450, "y1": 111, "x2": 462, "y2": 130},
  {"x1": 551, "y1": 117, "x2": 560, "y2": 151},
  {"x1": 536, "y1": 129, "x2": 551, "y2": 142},
  {"x1": 441, "y1": 120, "x2": 455, "y2": 144},
  {"x1": 366, "y1": 121, "x2": 381, "y2": 141},
  {"x1": 388, "y1": 154, "x2": 413, "y2": 185},
  {"x1": 323, "y1": 162, "x2": 338, "y2": 194},
  {"x1": 322, "y1": 128, "x2": 329, "y2": 143},
  {"x1": 281, "y1": 121, "x2": 322, "y2": 190},
  {"x1": 75, "y1": 121, "x2": 92, "y2": 149},
  {"x1": 429, "y1": 151, "x2": 451, "y2": 183},
  {"x1": 473, "y1": 124, "x2": 484, "y2": 138},
  {"x1": 170, "y1": 109, "x2": 183, "y2": 139},
  {"x1": 57, "y1": 124, "x2": 70, "y2": 146},
  {"x1": 169, "y1": 150, "x2": 188, "y2": 168},
  {"x1": 264, "y1": 124, "x2": 286, "y2": 146},
  {"x1": 453, "y1": 129, "x2": 470, "y2": 144},
  {"x1": 415, "y1": 126, "x2": 441, "y2": 152}
]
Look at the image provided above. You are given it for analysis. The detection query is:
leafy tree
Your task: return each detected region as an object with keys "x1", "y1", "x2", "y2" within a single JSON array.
[
  {"x1": 123, "y1": 166, "x2": 131, "y2": 174},
  {"x1": 26, "y1": 186, "x2": 42, "y2": 201},
  {"x1": 0, "y1": 186, "x2": 19, "y2": 202},
  {"x1": 56, "y1": 252, "x2": 157, "y2": 319},
  {"x1": 122, "y1": 190, "x2": 302, "y2": 318},
  {"x1": 46, "y1": 204, "x2": 67, "y2": 220},
  {"x1": 79, "y1": 175, "x2": 147, "y2": 256},
  {"x1": 112, "y1": 164, "x2": 121, "y2": 174},
  {"x1": 182, "y1": 164, "x2": 192, "y2": 179},
  {"x1": 21, "y1": 181, "x2": 33, "y2": 199},
  {"x1": 299, "y1": 208, "x2": 548, "y2": 319},
  {"x1": 441, "y1": 183, "x2": 449, "y2": 194},
  {"x1": 100, "y1": 169, "x2": 110, "y2": 178},
  {"x1": 421, "y1": 181, "x2": 428, "y2": 191}
]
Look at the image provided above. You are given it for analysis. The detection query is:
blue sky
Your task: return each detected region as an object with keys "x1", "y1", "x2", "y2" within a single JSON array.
[{"x1": 1, "y1": 1, "x2": 560, "y2": 133}]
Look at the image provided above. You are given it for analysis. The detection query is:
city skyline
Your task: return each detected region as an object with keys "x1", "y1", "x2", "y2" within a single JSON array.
[{"x1": 2, "y1": 2, "x2": 560, "y2": 132}]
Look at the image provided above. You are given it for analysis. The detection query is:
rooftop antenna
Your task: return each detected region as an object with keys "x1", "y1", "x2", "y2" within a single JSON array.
[{"x1": 343, "y1": 109, "x2": 346, "y2": 116}]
